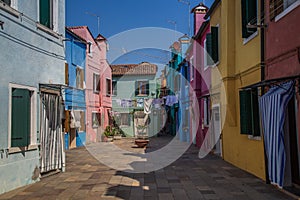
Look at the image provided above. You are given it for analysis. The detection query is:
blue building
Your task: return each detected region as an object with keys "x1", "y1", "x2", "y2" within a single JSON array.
[
  {"x1": 0, "y1": 0, "x2": 66, "y2": 194},
  {"x1": 178, "y1": 35, "x2": 191, "y2": 143},
  {"x1": 65, "y1": 28, "x2": 87, "y2": 149}
]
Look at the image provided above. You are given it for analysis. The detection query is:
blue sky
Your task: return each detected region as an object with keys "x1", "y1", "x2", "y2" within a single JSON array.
[
  {"x1": 66, "y1": 0, "x2": 213, "y2": 38},
  {"x1": 66, "y1": 0, "x2": 214, "y2": 74}
]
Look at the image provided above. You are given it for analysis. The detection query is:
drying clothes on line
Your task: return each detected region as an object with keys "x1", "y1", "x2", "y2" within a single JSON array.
[
  {"x1": 137, "y1": 98, "x2": 144, "y2": 108},
  {"x1": 153, "y1": 98, "x2": 163, "y2": 109},
  {"x1": 165, "y1": 95, "x2": 178, "y2": 106},
  {"x1": 144, "y1": 98, "x2": 153, "y2": 114}
]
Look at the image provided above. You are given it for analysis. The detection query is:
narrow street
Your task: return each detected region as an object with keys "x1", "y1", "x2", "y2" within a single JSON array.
[{"x1": 0, "y1": 136, "x2": 294, "y2": 200}]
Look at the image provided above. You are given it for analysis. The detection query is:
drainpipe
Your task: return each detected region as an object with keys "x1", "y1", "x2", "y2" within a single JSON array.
[{"x1": 260, "y1": 0, "x2": 270, "y2": 185}]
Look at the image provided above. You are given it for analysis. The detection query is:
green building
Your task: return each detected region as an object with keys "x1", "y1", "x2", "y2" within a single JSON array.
[{"x1": 111, "y1": 62, "x2": 162, "y2": 137}]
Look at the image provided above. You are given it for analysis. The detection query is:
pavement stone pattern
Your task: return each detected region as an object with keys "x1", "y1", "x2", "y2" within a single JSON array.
[{"x1": 0, "y1": 135, "x2": 296, "y2": 200}]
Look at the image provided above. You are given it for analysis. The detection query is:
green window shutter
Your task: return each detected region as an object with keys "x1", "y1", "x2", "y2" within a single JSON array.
[
  {"x1": 11, "y1": 88, "x2": 30, "y2": 147},
  {"x1": 206, "y1": 33, "x2": 213, "y2": 65},
  {"x1": 211, "y1": 26, "x2": 219, "y2": 63},
  {"x1": 39, "y1": 0, "x2": 51, "y2": 28},
  {"x1": 239, "y1": 89, "x2": 261, "y2": 136},
  {"x1": 251, "y1": 89, "x2": 260, "y2": 136},
  {"x1": 241, "y1": 0, "x2": 257, "y2": 38},
  {"x1": 239, "y1": 90, "x2": 252, "y2": 134}
]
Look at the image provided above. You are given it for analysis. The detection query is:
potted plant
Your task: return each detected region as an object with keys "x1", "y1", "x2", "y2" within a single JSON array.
[{"x1": 103, "y1": 126, "x2": 114, "y2": 142}]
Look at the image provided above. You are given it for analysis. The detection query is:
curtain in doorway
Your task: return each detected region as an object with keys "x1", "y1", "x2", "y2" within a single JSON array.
[
  {"x1": 259, "y1": 81, "x2": 294, "y2": 188},
  {"x1": 40, "y1": 92, "x2": 65, "y2": 173}
]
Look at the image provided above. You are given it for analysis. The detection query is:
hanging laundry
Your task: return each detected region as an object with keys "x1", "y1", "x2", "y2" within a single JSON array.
[
  {"x1": 137, "y1": 98, "x2": 144, "y2": 108},
  {"x1": 144, "y1": 98, "x2": 153, "y2": 114}
]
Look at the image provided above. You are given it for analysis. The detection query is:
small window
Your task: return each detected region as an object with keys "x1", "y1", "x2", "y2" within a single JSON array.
[
  {"x1": 2, "y1": 0, "x2": 11, "y2": 6},
  {"x1": 270, "y1": 0, "x2": 298, "y2": 20},
  {"x1": 241, "y1": 0, "x2": 257, "y2": 38},
  {"x1": 93, "y1": 73, "x2": 100, "y2": 93},
  {"x1": 76, "y1": 67, "x2": 84, "y2": 89},
  {"x1": 39, "y1": 0, "x2": 53, "y2": 29},
  {"x1": 106, "y1": 78, "x2": 111, "y2": 96},
  {"x1": 239, "y1": 89, "x2": 260, "y2": 136},
  {"x1": 112, "y1": 80, "x2": 117, "y2": 96},
  {"x1": 120, "y1": 113, "x2": 130, "y2": 126},
  {"x1": 92, "y1": 112, "x2": 100, "y2": 128},
  {"x1": 73, "y1": 110, "x2": 85, "y2": 132},
  {"x1": 203, "y1": 97, "x2": 210, "y2": 126},
  {"x1": 88, "y1": 42, "x2": 93, "y2": 56},
  {"x1": 135, "y1": 80, "x2": 149, "y2": 96},
  {"x1": 190, "y1": 56, "x2": 194, "y2": 80}
]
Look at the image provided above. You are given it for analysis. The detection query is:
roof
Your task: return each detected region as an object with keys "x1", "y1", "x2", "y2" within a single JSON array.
[
  {"x1": 95, "y1": 33, "x2": 107, "y2": 41},
  {"x1": 204, "y1": 0, "x2": 221, "y2": 20},
  {"x1": 111, "y1": 62, "x2": 158, "y2": 76},
  {"x1": 65, "y1": 27, "x2": 87, "y2": 44}
]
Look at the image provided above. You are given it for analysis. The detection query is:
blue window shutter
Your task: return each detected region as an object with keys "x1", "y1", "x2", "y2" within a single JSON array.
[
  {"x1": 206, "y1": 33, "x2": 213, "y2": 65},
  {"x1": 241, "y1": 0, "x2": 257, "y2": 38},
  {"x1": 211, "y1": 26, "x2": 219, "y2": 63}
]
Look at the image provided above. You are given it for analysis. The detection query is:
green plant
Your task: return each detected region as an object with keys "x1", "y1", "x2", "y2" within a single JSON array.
[{"x1": 103, "y1": 126, "x2": 114, "y2": 137}]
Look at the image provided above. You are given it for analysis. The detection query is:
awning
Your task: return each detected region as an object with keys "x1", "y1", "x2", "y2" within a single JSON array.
[{"x1": 259, "y1": 80, "x2": 295, "y2": 188}]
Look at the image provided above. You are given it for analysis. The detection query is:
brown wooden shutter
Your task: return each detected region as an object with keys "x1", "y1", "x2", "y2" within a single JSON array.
[{"x1": 65, "y1": 63, "x2": 69, "y2": 85}]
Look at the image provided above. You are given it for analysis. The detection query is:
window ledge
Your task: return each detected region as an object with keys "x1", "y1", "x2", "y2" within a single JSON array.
[
  {"x1": 0, "y1": 2, "x2": 19, "y2": 18},
  {"x1": 36, "y1": 23, "x2": 60, "y2": 39},
  {"x1": 247, "y1": 135, "x2": 261, "y2": 141},
  {"x1": 275, "y1": 1, "x2": 300, "y2": 22},
  {"x1": 243, "y1": 31, "x2": 258, "y2": 45},
  {"x1": 8, "y1": 144, "x2": 39, "y2": 154}
]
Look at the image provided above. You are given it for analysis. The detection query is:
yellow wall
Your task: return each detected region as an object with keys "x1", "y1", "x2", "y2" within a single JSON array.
[{"x1": 210, "y1": 0, "x2": 266, "y2": 180}]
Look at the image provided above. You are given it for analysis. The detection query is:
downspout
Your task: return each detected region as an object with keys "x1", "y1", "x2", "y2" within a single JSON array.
[{"x1": 260, "y1": 0, "x2": 270, "y2": 185}]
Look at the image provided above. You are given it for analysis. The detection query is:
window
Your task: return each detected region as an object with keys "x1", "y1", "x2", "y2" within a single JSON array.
[
  {"x1": 11, "y1": 88, "x2": 31, "y2": 147},
  {"x1": 135, "y1": 80, "x2": 149, "y2": 96},
  {"x1": 76, "y1": 67, "x2": 84, "y2": 89},
  {"x1": 112, "y1": 80, "x2": 117, "y2": 96},
  {"x1": 106, "y1": 78, "x2": 111, "y2": 96},
  {"x1": 88, "y1": 42, "x2": 93, "y2": 56},
  {"x1": 203, "y1": 97, "x2": 210, "y2": 126},
  {"x1": 2, "y1": 0, "x2": 11, "y2": 6},
  {"x1": 239, "y1": 89, "x2": 260, "y2": 136},
  {"x1": 65, "y1": 63, "x2": 69, "y2": 85},
  {"x1": 174, "y1": 74, "x2": 180, "y2": 92},
  {"x1": 73, "y1": 110, "x2": 85, "y2": 132},
  {"x1": 9, "y1": 85, "x2": 37, "y2": 148},
  {"x1": 93, "y1": 73, "x2": 100, "y2": 93},
  {"x1": 92, "y1": 112, "x2": 100, "y2": 128},
  {"x1": 39, "y1": 0, "x2": 58, "y2": 30},
  {"x1": 270, "y1": 0, "x2": 299, "y2": 20},
  {"x1": 241, "y1": 0, "x2": 257, "y2": 38},
  {"x1": 120, "y1": 113, "x2": 130, "y2": 126}
]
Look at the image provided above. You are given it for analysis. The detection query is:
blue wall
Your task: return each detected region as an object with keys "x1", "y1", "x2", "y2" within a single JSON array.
[{"x1": 0, "y1": 0, "x2": 66, "y2": 194}]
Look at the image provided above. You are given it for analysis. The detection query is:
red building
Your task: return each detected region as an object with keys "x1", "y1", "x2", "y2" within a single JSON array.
[{"x1": 263, "y1": 1, "x2": 300, "y2": 187}]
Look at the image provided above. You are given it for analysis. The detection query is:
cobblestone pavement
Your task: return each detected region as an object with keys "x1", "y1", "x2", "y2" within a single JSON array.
[{"x1": 0, "y1": 135, "x2": 296, "y2": 200}]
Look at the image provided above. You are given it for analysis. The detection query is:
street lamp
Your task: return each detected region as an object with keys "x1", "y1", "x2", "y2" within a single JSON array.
[
  {"x1": 178, "y1": 0, "x2": 191, "y2": 36},
  {"x1": 85, "y1": 11, "x2": 100, "y2": 35}
]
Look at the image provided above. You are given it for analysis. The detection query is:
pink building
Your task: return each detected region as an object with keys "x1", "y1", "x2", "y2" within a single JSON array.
[
  {"x1": 189, "y1": 3, "x2": 210, "y2": 148},
  {"x1": 68, "y1": 26, "x2": 112, "y2": 143}
]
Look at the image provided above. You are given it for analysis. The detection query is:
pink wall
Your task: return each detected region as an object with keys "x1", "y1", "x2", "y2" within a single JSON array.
[
  {"x1": 190, "y1": 4, "x2": 210, "y2": 148},
  {"x1": 69, "y1": 26, "x2": 112, "y2": 143}
]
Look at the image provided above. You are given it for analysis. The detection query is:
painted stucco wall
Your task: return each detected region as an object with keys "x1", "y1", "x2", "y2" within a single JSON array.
[
  {"x1": 0, "y1": 0, "x2": 65, "y2": 194},
  {"x1": 209, "y1": 0, "x2": 265, "y2": 180},
  {"x1": 112, "y1": 75, "x2": 157, "y2": 137}
]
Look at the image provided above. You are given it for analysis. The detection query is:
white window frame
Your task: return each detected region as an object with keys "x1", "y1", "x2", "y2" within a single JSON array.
[
  {"x1": 8, "y1": 83, "x2": 37, "y2": 149},
  {"x1": 243, "y1": 0, "x2": 259, "y2": 45},
  {"x1": 275, "y1": 0, "x2": 300, "y2": 22},
  {"x1": 92, "y1": 111, "x2": 100, "y2": 128},
  {"x1": 76, "y1": 66, "x2": 84, "y2": 90},
  {"x1": 88, "y1": 41, "x2": 93, "y2": 57},
  {"x1": 93, "y1": 73, "x2": 100, "y2": 93}
]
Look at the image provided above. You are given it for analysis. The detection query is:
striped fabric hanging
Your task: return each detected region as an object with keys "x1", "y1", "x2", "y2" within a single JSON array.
[{"x1": 259, "y1": 81, "x2": 294, "y2": 188}]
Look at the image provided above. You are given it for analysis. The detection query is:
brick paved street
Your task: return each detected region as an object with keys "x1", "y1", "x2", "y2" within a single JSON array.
[{"x1": 0, "y1": 136, "x2": 296, "y2": 200}]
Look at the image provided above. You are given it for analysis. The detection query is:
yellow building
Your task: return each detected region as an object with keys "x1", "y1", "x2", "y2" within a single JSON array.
[{"x1": 205, "y1": 0, "x2": 266, "y2": 180}]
